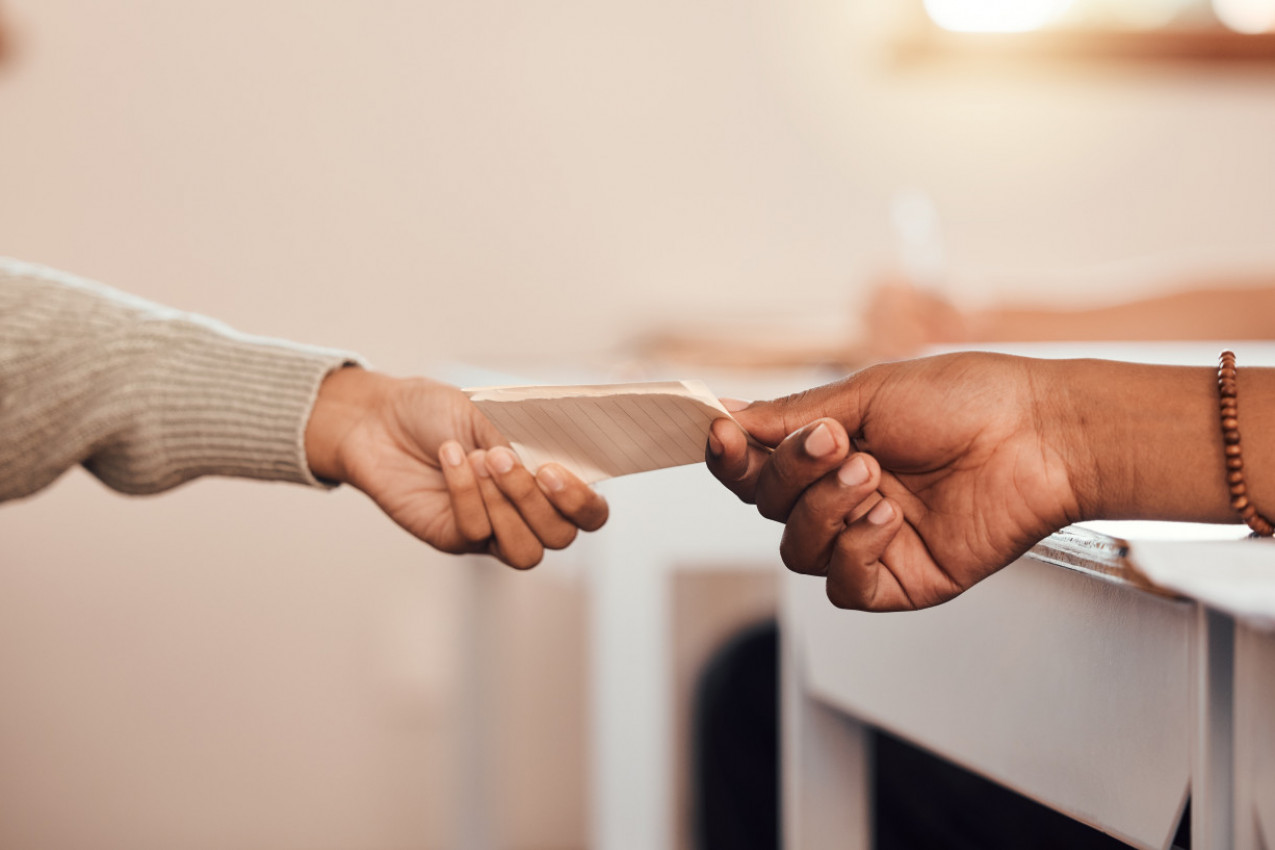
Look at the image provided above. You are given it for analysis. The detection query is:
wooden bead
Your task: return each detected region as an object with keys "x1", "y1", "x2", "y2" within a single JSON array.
[{"x1": 1216, "y1": 352, "x2": 1274, "y2": 536}]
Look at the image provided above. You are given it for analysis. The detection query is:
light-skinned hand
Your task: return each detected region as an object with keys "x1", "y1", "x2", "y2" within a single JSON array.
[{"x1": 306, "y1": 368, "x2": 608, "y2": 569}]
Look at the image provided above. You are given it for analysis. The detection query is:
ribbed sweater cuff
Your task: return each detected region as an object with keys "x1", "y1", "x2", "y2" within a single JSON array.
[{"x1": 88, "y1": 324, "x2": 366, "y2": 493}]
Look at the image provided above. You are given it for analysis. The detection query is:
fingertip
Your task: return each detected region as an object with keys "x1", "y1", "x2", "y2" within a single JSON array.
[
  {"x1": 866, "y1": 498, "x2": 895, "y2": 526},
  {"x1": 707, "y1": 429, "x2": 724, "y2": 459},
  {"x1": 536, "y1": 464, "x2": 566, "y2": 494},
  {"x1": 707, "y1": 418, "x2": 749, "y2": 473},
  {"x1": 836, "y1": 453, "x2": 873, "y2": 489},
  {"x1": 441, "y1": 448, "x2": 492, "y2": 543},
  {"x1": 804, "y1": 422, "x2": 836, "y2": 459},
  {"x1": 440, "y1": 440, "x2": 466, "y2": 468},
  {"x1": 539, "y1": 463, "x2": 609, "y2": 532},
  {"x1": 584, "y1": 493, "x2": 609, "y2": 531},
  {"x1": 507, "y1": 544, "x2": 545, "y2": 571},
  {"x1": 469, "y1": 449, "x2": 491, "y2": 478},
  {"x1": 487, "y1": 445, "x2": 519, "y2": 476}
]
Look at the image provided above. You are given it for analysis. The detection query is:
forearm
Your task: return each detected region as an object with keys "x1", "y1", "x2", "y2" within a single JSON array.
[
  {"x1": 0, "y1": 258, "x2": 361, "y2": 501},
  {"x1": 1047, "y1": 357, "x2": 1275, "y2": 524},
  {"x1": 971, "y1": 285, "x2": 1275, "y2": 343}
]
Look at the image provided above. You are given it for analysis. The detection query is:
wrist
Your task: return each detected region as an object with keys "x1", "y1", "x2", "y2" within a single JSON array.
[
  {"x1": 305, "y1": 367, "x2": 397, "y2": 484},
  {"x1": 1045, "y1": 358, "x2": 1237, "y2": 524},
  {"x1": 1034, "y1": 359, "x2": 1110, "y2": 524}
]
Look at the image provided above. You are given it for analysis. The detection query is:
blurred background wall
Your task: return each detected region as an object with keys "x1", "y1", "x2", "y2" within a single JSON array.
[{"x1": 1, "y1": 1, "x2": 1274, "y2": 848}]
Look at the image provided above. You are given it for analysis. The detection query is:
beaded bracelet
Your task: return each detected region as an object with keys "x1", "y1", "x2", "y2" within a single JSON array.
[{"x1": 1218, "y1": 350, "x2": 1275, "y2": 536}]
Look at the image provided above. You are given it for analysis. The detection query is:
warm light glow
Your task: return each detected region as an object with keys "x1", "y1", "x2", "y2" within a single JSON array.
[
  {"x1": 1107, "y1": 0, "x2": 1197, "y2": 29},
  {"x1": 1212, "y1": 0, "x2": 1275, "y2": 32},
  {"x1": 923, "y1": 0, "x2": 1076, "y2": 32}
]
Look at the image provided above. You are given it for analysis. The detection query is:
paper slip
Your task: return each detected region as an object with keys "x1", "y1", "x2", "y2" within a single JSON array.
[{"x1": 465, "y1": 380, "x2": 738, "y2": 483}]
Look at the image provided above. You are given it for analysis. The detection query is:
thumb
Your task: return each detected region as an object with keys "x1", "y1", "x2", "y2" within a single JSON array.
[{"x1": 730, "y1": 377, "x2": 866, "y2": 447}]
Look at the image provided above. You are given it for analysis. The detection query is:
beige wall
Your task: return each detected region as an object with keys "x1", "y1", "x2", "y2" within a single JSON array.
[{"x1": 2, "y1": 1, "x2": 1274, "y2": 848}]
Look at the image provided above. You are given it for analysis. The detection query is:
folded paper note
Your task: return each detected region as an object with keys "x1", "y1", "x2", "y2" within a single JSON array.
[{"x1": 465, "y1": 380, "x2": 736, "y2": 483}]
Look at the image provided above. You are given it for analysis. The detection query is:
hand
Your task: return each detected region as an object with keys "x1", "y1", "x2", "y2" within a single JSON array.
[
  {"x1": 306, "y1": 368, "x2": 608, "y2": 568},
  {"x1": 707, "y1": 353, "x2": 1087, "y2": 610},
  {"x1": 862, "y1": 279, "x2": 968, "y2": 361}
]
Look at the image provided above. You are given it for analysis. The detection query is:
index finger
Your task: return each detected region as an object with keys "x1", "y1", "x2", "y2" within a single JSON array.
[{"x1": 706, "y1": 417, "x2": 773, "y2": 505}]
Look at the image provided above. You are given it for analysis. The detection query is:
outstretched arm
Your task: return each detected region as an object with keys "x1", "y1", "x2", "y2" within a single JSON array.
[
  {"x1": 864, "y1": 277, "x2": 1275, "y2": 361},
  {"x1": 0, "y1": 258, "x2": 606, "y2": 567}
]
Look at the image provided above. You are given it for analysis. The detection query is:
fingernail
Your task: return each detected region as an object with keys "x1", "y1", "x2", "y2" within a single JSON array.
[
  {"x1": 441, "y1": 442, "x2": 464, "y2": 467},
  {"x1": 838, "y1": 456, "x2": 869, "y2": 487},
  {"x1": 867, "y1": 500, "x2": 894, "y2": 526},
  {"x1": 805, "y1": 423, "x2": 835, "y2": 459},
  {"x1": 707, "y1": 432, "x2": 724, "y2": 458},
  {"x1": 721, "y1": 398, "x2": 752, "y2": 412},
  {"x1": 539, "y1": 466, "x2": 565, "y2": 493},
  {"x1": 489, "y1": 447, "x2": 517, "y2": 475},
  {"x1": 472, "y1": 451, "x2": 491, "y2": 478}
]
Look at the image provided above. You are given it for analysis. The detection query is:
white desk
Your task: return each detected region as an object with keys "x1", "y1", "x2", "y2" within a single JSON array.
[
  {"x1": 1235, "y1": 623, "x2": 1275, "y2": 849},
  {"x1": 580, "y1": 464, "x2": 1272, "y2": 850},
  {"x1": 782, "y1": 528, "x2": 1273, "y2": 850},
  {"x1": 580, "y1": 464, "x2": 1268, "y2": 850}
]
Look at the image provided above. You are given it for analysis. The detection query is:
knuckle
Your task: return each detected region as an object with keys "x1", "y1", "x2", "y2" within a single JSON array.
[
  {"x1": 825, "y1": 578, "x2": 865, "y2": 611},
  {"x1": 500, "y1": 473, "x2": 538, "y2": 502},
  {"x1": 825, "y1": 580, "x2": 853, "y2": 610},
  {"x1": 779, "y1": 540, "x2": 804, "y2": 574},
  {"x1": 756, "y1": 497, "x2": 787, "y2": 522}
]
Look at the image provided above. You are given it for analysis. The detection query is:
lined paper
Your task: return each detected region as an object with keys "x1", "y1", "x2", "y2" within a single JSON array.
[{"x1": 465, "y1": 380, "x2": 736, "y2": 483}]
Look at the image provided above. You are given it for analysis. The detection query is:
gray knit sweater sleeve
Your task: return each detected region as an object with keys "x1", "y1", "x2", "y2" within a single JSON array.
[{"x1": 0, "y1": 258, "x2": 364, "y2": 502}]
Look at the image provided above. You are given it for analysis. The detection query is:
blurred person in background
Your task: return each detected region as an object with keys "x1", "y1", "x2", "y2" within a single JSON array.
[
  {"x1": 862, "y1": 273, "x2": 1275, "y2": 361},
  {"x1": 0, "y1": 2, "x2": 11, "y2": 69},
  {"x1": 642, "y1": 273, "x2": 1275, "y2": 369}
]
